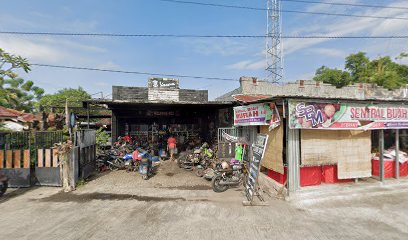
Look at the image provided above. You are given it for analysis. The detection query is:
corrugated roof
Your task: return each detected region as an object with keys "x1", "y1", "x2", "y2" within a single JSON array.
[
  {"x1": 18, "y1": 113, "x2": 37, "y2": 123},
  {"x1": 0, "y1": 107, "x2": 38, "y2": 122},
  {"x1": 0, "y1": 106, "x2": 20, "y2": 118},
  {"x1": 232, "y1": 94, "x2": 271, "y2": 103}
]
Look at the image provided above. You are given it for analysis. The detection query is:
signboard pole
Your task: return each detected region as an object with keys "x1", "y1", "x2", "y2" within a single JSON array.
[
  {"x1": 65, "y1": 100, "x2": 72, "y2": 141},
  {"x1": 395, "y1": 129, "x2": 400, "y2": 180},
  {"x1": 379, "y1": 130, "x2": 385, "y2": 182}
]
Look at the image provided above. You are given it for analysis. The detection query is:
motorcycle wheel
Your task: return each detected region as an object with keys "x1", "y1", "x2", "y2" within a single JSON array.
[
  {"x1": 108, "y1": 163, "x2": 117, "y2": 171},
  {"x1": 243, "y1": 174, "x2": 248, "y2": 188},
  {"x1": 134, "y1": 162, "x2": 140, "y2": 172},
  {"x1": 177, "y1": 158, "x2": 183, "y2": 168},
  {"x1": 0, "y1": 181, "x2": 8, "y2": 197},
  {"x1": 195, "y1": 168, "x2": 204, "y2": 177},
  {"x1": 211, "y1": 175, "x2": 229, "y2": 193}
]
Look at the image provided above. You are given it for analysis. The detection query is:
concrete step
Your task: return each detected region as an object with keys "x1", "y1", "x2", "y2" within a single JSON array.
[{"x1": 287, "y1": 178, "x2": 408, "y2": 207}]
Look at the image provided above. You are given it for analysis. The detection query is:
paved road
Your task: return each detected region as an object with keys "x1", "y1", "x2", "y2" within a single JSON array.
[{"x1": 1, "y1": 161, "x2": 408, "y2": 240}]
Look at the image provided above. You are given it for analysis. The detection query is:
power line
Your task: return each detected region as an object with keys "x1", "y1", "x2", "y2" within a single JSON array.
[
  {"x1": 0, "y1": 31, "x2": 264, "y2": 38},
  {"x1": 282, "y1": 0, "x2": 408, "y2": 11},
  {"x1": 158, "y1": 0, "x2": 408, "y2": 20},
  {"x1": 2, "y1": 31, "x2": 408, "y2": 39},
  {"x1": 159, "y1": 0, "x2": 265, "y2": 11},
  {"x1": 282, "y1": 36, "x2": 408, "y2": 39},
  {"x1": 30, "y1": 63, "x2": 239, "y2": 82}
]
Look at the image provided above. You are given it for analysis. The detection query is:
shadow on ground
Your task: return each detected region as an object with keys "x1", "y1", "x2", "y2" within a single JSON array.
[
  {"x1": 36, "y1": 192, "x2": 186, "y2": 203},
  {"x1": 0, "y1": 186, "x2": 40, "y2": 204}
]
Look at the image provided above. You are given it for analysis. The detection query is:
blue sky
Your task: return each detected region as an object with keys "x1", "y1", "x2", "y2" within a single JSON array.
[{"x1": 1, "y1": 0, "x2": 408, "y2": 99}]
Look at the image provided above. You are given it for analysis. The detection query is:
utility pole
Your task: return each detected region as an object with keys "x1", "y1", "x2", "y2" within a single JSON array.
[{"x1": 266, "y1": 0, "x2": 283, "y2": 83}]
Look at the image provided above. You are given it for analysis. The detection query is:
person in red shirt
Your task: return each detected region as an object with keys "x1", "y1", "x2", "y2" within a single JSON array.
[{"x1": 167, "y1": 135, "x2": 177, "y2": 161}]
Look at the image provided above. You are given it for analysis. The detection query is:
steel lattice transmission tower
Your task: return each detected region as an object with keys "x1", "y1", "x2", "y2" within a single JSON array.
[{"x1": 266, "y1": 0, "x2": 283, "y2": 83}]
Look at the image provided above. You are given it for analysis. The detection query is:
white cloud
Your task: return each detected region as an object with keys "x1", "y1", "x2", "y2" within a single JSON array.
[
  {"x1": 41, "y1": 38, "x2": 106, "y2": 53},
  {"x1": 399, "y1": 57, "x2": 408, "y2": 65},
  {"x1": 282, "y1": 0, "x2": 408, "y2": 55},
  {"x1": 305, "y1": 0, "x2": 361, "y2": 12},
  {"x1": 226, "y1": 59, "x2": 265, "y2": 70},
  {"x1": 291, "y1": 72, "x2": 315, "y2": 81},
  {"x1": 371, "y1": 18, "x2": 408, "y2": 36},
  {"x1": 0, "y1": 37, "x2": 67, "y2": 62},
  {"x1": 229, "y1": 0, "x2": 408, "y2": 71},
  {"x1": 0, "y1": 9, "x2": 106, "y2": 66},
  {"x1": 186, "y1": 38, "x2": 252, "y2": 57},
  {"x1": 306, "y1": 48, "x2": 347, "y2": 58},
  {"x1": 0, "y1": 36, "x2": 108, "y2": 65},
  {"x1": 96, "y1": 61, "x2": 121, "y2": 70},
  {"x1": 95, "y1": 82, "x2": 110, "y2": 87}
]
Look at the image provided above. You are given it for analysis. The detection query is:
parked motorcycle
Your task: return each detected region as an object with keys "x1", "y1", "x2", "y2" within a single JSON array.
[
  {"x1": 122, "y1": 153, "x2": 134, "y2": 171},
  {"x1": 203, "y1": 161, "x2": 222, "y2": 180},
  {"x1": 179, "y1": 143, "x2": 214, "y2": 173},
  {"x1": 211, "y1": 160, "x2": 248, "y2": 193},
  {"x1": 137, "y1": 149, "x2": 159, "y2": 180},
  {"x1": 107, "y1": 155, "x2": 126, "y2": 170},
  {"x1": 193, "y1": 143, "x2": 215, "y2": 177},
  {"x1": 126, "y1": 150, "x2": 142, "y2": 173},
  {"x1": 0, "y1": 174, "x2": 8, "y2": 197}
]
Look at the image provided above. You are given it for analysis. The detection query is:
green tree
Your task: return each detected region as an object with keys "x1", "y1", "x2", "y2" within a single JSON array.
[
  {"x1": 36, "y1": 87, "x2": 91, "y2": 113},
  {"x1": 314, "y1": 52, "x2": 408, "y2": 90},
  {"x1": 0, "y1": 48, "x2": 44, "y2": 112},
  {"x1": 345, "y1": 52, "x2": 371, "y2": 83},
  {"x1": 96, "y1": 127, "x2": 110, "y2": 152},
  {"x1": 314, "y1": 66, "x2": 352, "y2": 88}
]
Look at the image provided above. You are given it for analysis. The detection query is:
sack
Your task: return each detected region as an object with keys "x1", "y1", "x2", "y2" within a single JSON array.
[{"x1": 173, "y1": 148, "x2": 178, "y2": 154}]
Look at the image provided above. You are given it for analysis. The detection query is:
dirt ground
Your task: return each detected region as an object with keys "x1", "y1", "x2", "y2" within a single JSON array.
[{"x1": 1, "y1": 160, "x2": 408, "y2": 240}]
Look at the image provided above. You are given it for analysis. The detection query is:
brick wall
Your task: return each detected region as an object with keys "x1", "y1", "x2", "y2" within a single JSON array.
[{"x1": 238, "y1": 77, "x2": 408, "y2": 101}]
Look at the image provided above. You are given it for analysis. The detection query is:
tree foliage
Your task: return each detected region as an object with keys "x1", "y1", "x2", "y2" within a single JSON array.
[
  {"x1": 313, "y1": 52, "x2": 408, "y2": 89},
  {"x1": 0, "y1": 48, "x2": 45, "y2": 112},
  {"x1": 96, "y1": 127, "x2": 110, "y2": 151},
  {"x1": 36, "y1": 87, "x2": 91, "y2": 113},
  {"x1": 314, "y1": 66, "x2": 352, "y2": 88}
]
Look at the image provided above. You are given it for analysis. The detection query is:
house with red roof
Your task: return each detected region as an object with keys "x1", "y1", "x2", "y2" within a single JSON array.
[{"x1": 0, "y1": 106, "x2": 39, "y2": 131}]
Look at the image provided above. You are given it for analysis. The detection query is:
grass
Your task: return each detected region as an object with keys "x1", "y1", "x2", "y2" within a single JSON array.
[{"x1": 76, "y1": 178, "x2": 87, "y2": 188}]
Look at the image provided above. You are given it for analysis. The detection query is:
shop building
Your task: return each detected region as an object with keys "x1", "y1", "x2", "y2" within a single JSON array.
[
  {"x1": 84, "y1": 78, "x2": 233, "y2": 151},
  {"x1": 221, "y1": 78, "x2": 408, "y2": 194},
  {"x1": 84, "y1": 76, "x2": 408, "y2": 195}
]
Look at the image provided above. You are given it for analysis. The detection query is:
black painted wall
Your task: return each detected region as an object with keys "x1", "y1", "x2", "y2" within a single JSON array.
[
  {"x1": 179, "y1": 89, "x2": 208, "y2": 102},
  {"x1": 112, "y1": 86, "x2": 148, "y2": 101},
  {"x1": 112, "y1": 86, "x2": 208, "y2": 102}
]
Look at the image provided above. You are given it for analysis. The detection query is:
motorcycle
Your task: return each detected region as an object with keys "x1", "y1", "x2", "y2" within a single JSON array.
[
  {"x1": 203, "y1": 161, "x2": 223, "y2": 181},
  {"x1": 126, "y1": 150, "x2": 142, "y2": 173},
  {"x1": 183, "y1": 148, "x2": 201, "y2": 170},
  {"x1": 0, "y1": 174, "x2": 8, "y2": 197},
  {"x1": 107, "y1": 154, "x2": 126, "y2": 170},
  {"x1": 137, "y1": 149, "x2": 159, "y2": 180},
  {"x1": 179, "y1": 143, "x2": 214, "y2": 174},
  {"x1": 211, "y1": 160, "x2": 249, "y2": 193},
  {"x1": 193, "y1": 143, "x2": 215, "y2": 177}
]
